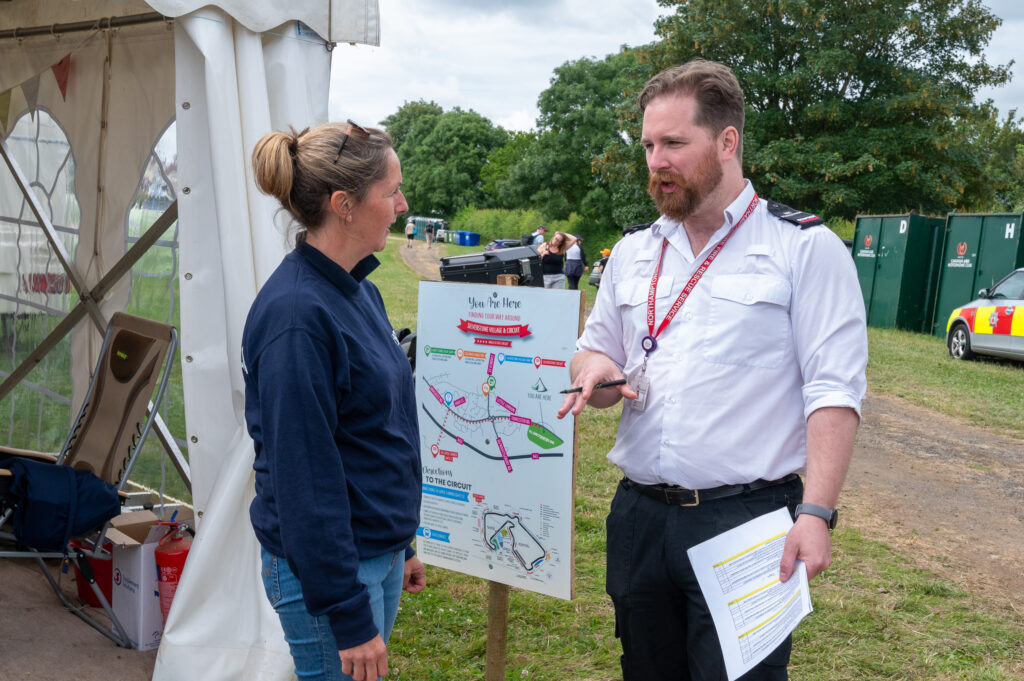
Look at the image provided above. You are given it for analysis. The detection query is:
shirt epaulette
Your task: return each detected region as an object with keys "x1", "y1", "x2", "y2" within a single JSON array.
[
  {"x1": 765, "y1": 200, "x2": 824, "y2": 229},
  {"x1": 622, "y1": 222, "x2": 653, "y2": 236}
]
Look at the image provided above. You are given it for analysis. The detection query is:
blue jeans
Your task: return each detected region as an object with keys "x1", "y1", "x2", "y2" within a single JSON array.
[{"x1": 260, "y1": 547, "x2": 405, "y2": 681}]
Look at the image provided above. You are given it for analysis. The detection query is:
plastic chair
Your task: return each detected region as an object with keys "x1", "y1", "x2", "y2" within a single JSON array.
[{"x1": 0, "y1": 312, "x2": 178, "y2": 647}]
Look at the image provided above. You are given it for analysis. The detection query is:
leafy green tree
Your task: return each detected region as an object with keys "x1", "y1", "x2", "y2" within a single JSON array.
[
  {"x1": 480, "y1": 131, "x2": 536, "y2": 207},
  {"x1": 398, "y1": 108, "x2": 509, "y2": 218},
  {"x1": 961, "y1": 108, "x2": 1024, "y2": 212},
  {"x1": 499, "y1": 50, "x2": 639, "y2": 233},
  {"x1": 601, "y1": 0, "x2": 1013, "y2": 220},
  {"x1": 380, "y1": 100, "x2": 443, "y2": 152}
]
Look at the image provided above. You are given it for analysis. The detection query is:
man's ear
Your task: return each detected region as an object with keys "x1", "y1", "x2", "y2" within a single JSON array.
[{"x1": 718, "y1": 126, "x2": 740, "y2": 161}]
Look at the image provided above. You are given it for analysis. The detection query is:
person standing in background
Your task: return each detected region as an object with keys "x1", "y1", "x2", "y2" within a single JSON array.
[
  {"x1": 404, "y1": 219, "x2": 415, "y2": 248},
  {"x1": 538, "y1": 231, "x2": 576, "y2": 289},
  {"x1": 564, "y1": 234, "x2": 587, "y2": 290},
  {"x1": 531, "y1": 225, "x2": 547, "y2": 245}
]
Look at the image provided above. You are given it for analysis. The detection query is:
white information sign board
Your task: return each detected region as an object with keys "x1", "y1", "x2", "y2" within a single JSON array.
[{"x1": 415, "y1": 281, "x2": 582, "y2": 599}]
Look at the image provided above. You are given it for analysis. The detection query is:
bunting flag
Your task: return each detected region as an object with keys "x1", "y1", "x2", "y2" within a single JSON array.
[
  {"x1": 21, "y1": 74, "x2": 40, "y2": 121},
  {"x1": 0, "y1": 89, "x2": 11, "y2": 135},
  {"x1": 51, "y1": 54, "x2": 71, "y2": 101}
]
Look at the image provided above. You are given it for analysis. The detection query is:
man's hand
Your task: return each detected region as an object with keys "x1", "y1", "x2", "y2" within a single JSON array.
[
  {"x1": 556, "y1": 351, "x2": 636, "y2": 419},
  {"x1": 339, "y1": 634, "x2": 387, "y2": 681},
  {"x1": 403, "y1": 555, "x2": 426, "y2": 594},
  {"x1": 779, "y1": 514, "x2": 831, "y2": 582},
  {"x1": 779, "y1": 406, "x2": 858, "y2": 582}
]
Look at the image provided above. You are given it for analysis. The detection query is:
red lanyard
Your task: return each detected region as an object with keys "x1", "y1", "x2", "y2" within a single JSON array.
[{"x1": 642, "y1": 194, "x2": 759, "y2": 356}]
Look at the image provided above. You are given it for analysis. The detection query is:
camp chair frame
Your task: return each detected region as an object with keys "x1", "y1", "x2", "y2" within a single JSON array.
[{"x1": 0, "y1": 312, "x2": 178, "y2": 648}]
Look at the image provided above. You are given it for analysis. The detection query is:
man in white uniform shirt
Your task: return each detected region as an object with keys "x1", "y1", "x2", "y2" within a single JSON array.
[{"x1": 557, "y1": 59, "x2": 867, "y2": 680}]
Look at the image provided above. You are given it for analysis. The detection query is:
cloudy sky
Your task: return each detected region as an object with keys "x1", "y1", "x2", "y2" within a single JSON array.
[{"x1": 329, "y1": 0, "x2": 1023, "y2": 133}]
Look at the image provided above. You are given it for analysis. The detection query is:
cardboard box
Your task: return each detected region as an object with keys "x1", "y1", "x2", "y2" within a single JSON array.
[{"x1": 106, "y1": 510, "x2": 166, "y2": 650}]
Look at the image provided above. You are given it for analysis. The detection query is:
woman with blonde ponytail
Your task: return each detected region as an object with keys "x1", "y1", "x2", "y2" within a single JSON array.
[{"x1": 241, "y1": 121, "x2": 424, "y2": 681}]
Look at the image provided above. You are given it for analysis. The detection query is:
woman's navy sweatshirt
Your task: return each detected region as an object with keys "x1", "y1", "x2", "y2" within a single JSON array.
[{"x1": 242, "y1": 241, "x2": 421, "y2": 650}]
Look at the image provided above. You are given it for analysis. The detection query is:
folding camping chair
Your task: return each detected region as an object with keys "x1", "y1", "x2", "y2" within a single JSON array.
[{"x1": 0, "y1": 312, "x2": 178, "y2": 647}]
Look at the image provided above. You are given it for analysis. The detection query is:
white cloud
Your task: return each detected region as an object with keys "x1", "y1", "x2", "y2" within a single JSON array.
[
  {"x1": 329, "y1": 0, "x2": 1024, "y2": 132},
  {"x1": 329, "y1": 0, "x2": 662, "y2": 130},
  {"x1": 975, "y1": 9, "x2": 1024, "y2": 117}
]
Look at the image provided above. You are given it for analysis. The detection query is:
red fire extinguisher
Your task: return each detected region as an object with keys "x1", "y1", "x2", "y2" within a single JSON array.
[{"x1": 154, "y1": 521, "x2": 192, "y2": 627}]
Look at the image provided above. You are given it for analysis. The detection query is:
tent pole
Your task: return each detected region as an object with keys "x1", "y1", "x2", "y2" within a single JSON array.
[
  {"x1": 0, "y1": 137, "x2": 105, "y2": 329},
  {"x1": 0, "y1": 13, "x2": 168, "y2": 42},
  {"x1": 0, "y1": 305, "x2": 89, "y2": 400},
  {"x1": 0, "y1": 202, "x2": 176, "y2": 400},
  {"x1": 91, "y1": 32, "x2": 112, "y2": 278},
  {"x1": 0, "y1": 199, "x2": 190, "y2": 492}
]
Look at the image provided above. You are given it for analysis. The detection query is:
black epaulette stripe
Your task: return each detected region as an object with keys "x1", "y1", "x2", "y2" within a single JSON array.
[
  {"x1": 622, "y1": 222, "x2": 653, "y2": 236},
  {"x1": 765, "y1": 200, "x2": 824, "y2": 229}
]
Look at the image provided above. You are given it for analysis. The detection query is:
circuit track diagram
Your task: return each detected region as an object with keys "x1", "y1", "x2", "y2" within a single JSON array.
[{"x1": 414, "y1": 282, "x2": 581, "y2": 599}]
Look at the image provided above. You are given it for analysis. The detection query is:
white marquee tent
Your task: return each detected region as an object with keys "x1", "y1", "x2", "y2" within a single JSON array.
[{"x1": 0, "y1": 1, "x2": 380, "y2": 678}]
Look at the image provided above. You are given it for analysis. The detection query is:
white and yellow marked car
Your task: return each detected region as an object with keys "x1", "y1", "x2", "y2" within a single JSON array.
[{"x1": 946, "y1": 268, "x2": 1024, "y2": 361}]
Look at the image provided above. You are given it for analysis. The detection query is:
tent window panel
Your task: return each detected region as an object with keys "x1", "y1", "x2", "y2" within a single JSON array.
[
  {"x1": 125, "y1": 119, "x2": 190, "y2": 504},
  {"x1": 0, "y1": 110, "x2": 80, "y2": 453}
]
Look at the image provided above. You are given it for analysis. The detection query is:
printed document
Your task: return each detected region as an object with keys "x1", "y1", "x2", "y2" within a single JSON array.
[{"x1": 686, "y1": 507, "x2": 812, "y2": 680}]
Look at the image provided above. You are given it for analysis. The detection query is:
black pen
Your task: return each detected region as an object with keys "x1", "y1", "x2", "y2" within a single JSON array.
[{"x1": 560, "y1": 379, "x2": 628, "y2": 394}]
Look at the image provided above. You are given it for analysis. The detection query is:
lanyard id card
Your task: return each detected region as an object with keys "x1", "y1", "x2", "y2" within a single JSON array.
[{"x1": 627, "y1": 357, "x2": 650, "y2": 412}]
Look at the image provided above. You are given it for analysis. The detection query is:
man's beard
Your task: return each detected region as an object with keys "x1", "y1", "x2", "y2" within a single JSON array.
[{"x1": 647, "y1": 147, "x2": 723, "y2": 222}]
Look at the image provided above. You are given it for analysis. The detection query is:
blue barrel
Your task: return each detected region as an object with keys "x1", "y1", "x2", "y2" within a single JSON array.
[{"x1": 457, "y1": 230, "x2": 467, "y2": 246}]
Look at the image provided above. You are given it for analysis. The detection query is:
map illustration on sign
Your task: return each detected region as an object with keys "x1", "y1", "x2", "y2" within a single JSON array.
[
  {"x1": 482, "y1": 511, "x2": 547, "y2": 571},
  {"x1": 415, "y1": 282, "x2": 581, "y2": 599}
]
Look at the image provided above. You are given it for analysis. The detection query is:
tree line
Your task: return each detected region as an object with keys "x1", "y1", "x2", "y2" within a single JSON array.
[{"x1": 383, "y1": 0, "x2": 1024, "y2": 255}]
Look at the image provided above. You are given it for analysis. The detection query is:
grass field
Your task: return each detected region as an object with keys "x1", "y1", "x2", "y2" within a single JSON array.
[
  {"x1": 373, "y1": 239, "x2": 1024, "y2": 681},
  {"x1": 4, "y1": 230, "x2": 1022, "y2": 678}
]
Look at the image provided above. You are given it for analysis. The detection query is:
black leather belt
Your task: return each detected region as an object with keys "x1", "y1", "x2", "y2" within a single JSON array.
[{"x1": 623, "y1": 473, "x2": 800, "y2": 507}]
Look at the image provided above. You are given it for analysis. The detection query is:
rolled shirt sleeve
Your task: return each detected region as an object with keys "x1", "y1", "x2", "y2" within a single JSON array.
[{"x1": 790, "y1": 227, "x2": 868, "y2": 419}]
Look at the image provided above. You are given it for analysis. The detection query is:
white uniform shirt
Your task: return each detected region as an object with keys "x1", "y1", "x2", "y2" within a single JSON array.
[{"x1": 577, "y1": 181, "x2": 867, "y2": 488}]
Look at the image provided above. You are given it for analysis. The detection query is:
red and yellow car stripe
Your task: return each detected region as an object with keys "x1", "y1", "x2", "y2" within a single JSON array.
[{"x1": 947, "y1": 305, "x2": 1024, "y2": 336}]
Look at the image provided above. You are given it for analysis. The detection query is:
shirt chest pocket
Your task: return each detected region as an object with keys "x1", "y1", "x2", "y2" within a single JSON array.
[
  {"x1": 617, "y1": 274, "x2": 675, "y2": 332},
  {"x1": 702, "y1": 274, "x2": 792, "y2": 368}
]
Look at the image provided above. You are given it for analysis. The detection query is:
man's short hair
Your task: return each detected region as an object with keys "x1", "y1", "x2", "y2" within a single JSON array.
[{"x1": 639, "y1": 59, "x2": 744, "y2": 158}]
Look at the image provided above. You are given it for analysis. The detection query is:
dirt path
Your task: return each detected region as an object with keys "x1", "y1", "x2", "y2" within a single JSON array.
[
  {"x1": 847, "y1": 392, "x2": 1024, "y2": 612},
  {"x1": 395, "y1": 236, "x2": 441, "y2": 280},
  {"x1": 397, "y1": 238, "x2": 1024, "y2": 610}
]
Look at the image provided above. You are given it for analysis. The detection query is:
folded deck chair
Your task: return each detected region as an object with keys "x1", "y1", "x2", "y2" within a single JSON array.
[{"x1": 0, "y1": 312, "x2": 178, "y2": 647}]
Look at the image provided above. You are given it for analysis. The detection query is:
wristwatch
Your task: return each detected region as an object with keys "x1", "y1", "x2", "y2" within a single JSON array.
[{"x1": 795, "y1": 503, "x2": 838, "y2": 530}]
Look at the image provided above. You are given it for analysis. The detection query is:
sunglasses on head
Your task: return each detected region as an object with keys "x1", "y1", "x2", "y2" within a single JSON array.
[{"x1": 334, "y1": 119, "x2": 369, "y2": 163}]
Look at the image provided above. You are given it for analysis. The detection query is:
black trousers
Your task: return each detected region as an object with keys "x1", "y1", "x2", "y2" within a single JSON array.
[
  {"x1": 566, "y1": 274, "x2": 581, "y2": 289},
  {"x1": 606, "y1": 476, "x2": 803, "y2": 681}
]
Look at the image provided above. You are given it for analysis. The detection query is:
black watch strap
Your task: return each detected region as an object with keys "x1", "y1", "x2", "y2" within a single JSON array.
[{"x1": 795, "y1": 503, "x2": 838, "y2": 530}]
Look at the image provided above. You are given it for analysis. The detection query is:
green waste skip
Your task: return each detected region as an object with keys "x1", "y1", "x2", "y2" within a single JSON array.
[
  {"x1": 930, "y1": 212, "x2": 1024, "y2": 337},
  {"x1": 852, "y1": 214, "x2": 945, "y2": 333}
]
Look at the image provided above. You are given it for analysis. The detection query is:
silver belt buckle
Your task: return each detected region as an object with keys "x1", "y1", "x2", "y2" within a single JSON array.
[{"x1": 666, "y1": 484, "x2": 700, "y2": 507}]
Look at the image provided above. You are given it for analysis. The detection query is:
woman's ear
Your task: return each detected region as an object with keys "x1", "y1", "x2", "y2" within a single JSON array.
[{"x1": 329, "y1": 190, "x2": 354, "y2": 222}]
